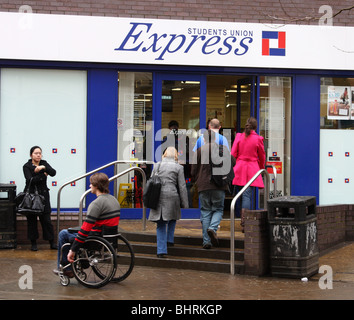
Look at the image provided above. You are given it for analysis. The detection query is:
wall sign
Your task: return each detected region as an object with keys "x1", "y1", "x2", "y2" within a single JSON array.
[{"x1": 0, "y1": 12, "x2": 353, "y2": 70}]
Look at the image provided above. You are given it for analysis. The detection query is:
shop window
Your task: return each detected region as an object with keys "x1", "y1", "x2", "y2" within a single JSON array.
[
  {"x1": 259, "y1": 76, "x2": 292, "y2": 200},
  {"x1": 117, "y1": 72, "x2": 153, "y2": 208},
  {"x1": 0, "y1": 68, "x2": 87, "y2": 208},
  {"x1": 319, "y1": 77, "x2": 354, "y2": 205}
]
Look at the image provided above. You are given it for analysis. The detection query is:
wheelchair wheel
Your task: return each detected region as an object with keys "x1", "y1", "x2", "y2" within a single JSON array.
[
  {"x1": 59, "y1": 275, "x2": 70, "y2": 286},
  {"x1": 111, "y1": 234, "x2": 135, "y2": 282},
  {"x1": 72, "y1": 236, "x2": 117, "y2": 289}
]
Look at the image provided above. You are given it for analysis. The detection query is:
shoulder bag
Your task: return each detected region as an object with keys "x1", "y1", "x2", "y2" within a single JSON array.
[
  {"x1": 143, "y1": 163, "x2": 162, "y2": 210},
  {"x1": 15, "y1": 178, "x2": 46, "y2": 216}
]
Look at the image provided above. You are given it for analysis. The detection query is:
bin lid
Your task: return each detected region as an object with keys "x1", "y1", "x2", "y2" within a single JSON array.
[
  {"x1": 268, "y1": 196, "x2": 316, "y2": 204},
  {"x1": 0, "y1": 184, "x2": 17, "y2": 190}
]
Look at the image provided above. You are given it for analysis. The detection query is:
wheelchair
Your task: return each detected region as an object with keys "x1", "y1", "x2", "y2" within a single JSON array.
[{"x1": 58, "y1": 230, "x2": 135, "y2": 289}]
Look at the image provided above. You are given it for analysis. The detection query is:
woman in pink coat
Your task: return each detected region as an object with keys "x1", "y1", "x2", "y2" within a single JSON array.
[{"x1": 231, "y1": 117, "x2": 265, "y2": 232}]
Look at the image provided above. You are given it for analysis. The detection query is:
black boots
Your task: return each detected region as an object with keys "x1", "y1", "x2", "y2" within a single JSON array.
[
  {"x1": 30, "y1": 240, "x2": 57, "y2": 251},
  {"x1": 49, "y1": 240, "x2": 58, "y2": 250},
  {"x1": 30, "y1": 240, "x2": 38, "y2": 251}
]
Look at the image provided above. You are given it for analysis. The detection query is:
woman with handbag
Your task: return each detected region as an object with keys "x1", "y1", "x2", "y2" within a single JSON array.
[
  {"x1": 23, "y1": 146, "x2": 57, "y2": 251},
  {"x1": 148, "y1": 147, "x2": 189, "y2": 258}
]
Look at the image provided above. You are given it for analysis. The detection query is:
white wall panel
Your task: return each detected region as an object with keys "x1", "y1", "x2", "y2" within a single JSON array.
[
  {"x1": 0, "y1": 68, "x2": 87, "y2": 208},
  {"x1": 320, "y1": 129, "x2": 354, "y2": 205}
]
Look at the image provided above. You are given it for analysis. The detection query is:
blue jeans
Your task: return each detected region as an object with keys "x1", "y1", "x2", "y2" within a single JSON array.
[
  {"x1": 156, "y1": 219, "x2": 176, "y2": 255},
  {"x1": 199, "y1": 190, "x2": 225, "y2": 246},
  {"x1": 57, "y1": 229, "x2": 77, "y2": 268},
  {"x1": 239, "y1": 186, "x2": 253, "y2": 209}
]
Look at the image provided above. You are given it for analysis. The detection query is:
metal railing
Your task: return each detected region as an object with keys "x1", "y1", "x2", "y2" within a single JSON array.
[
  {"x1": 229, "y1": 165, "x2": 277, "y2": 275},
  {"x1": 78, "y1": 166, "x2": 147, "y2": 230},
  {"x1": 56, "y1": 160, "x2": 155, "y2": 233}
]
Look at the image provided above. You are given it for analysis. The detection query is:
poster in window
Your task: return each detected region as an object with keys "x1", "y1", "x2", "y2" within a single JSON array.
[
  {"x1": 327, "y1": 86, "x2": 351, "y2": 120},
  {"x1": 351, "y1": 89, "x2": 354, "y2": 119}
]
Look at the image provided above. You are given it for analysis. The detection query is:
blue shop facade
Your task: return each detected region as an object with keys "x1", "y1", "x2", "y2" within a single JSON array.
[{"x1": 0, "y1": 13, "x2": 353, "y2": 218}]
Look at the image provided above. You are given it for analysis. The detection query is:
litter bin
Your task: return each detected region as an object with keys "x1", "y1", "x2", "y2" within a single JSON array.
[
  {"x1": 0, "y1": 184, "x2": 17, "y2": 249},
  {"x1": 267, "y1": 196, "x2": 319, "y2": 278}
]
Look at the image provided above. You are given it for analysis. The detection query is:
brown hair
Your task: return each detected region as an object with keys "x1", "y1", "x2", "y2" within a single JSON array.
[
  {"x1": 90, "y1": 172, "x2": 110, "y2": 193},
  {"x1": 208, "y1": 118, "x2": 221, "y2": 129},
  {"x1": 244, "y1": 117, "x2": 257, "y2": 137}
]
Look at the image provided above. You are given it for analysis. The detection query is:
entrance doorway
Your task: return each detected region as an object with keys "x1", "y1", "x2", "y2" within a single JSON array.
[
  {"x1": 155, "y1": 74, "x2": 206, "y2": 212},
  {"x1": 116, "y1": 72, "x2": 291, "y2": 218},
  {"x1": 206, "y1": 75, "x2": 255, "y2": 215}
]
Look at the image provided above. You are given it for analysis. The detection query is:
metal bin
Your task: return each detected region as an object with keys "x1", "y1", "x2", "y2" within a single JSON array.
[
  {"x1": 267, "y1": 196, "x2": 319, "y2": 278},
  {"x1": 0, "y1": 184, "x2": 17, "y2": 249}
]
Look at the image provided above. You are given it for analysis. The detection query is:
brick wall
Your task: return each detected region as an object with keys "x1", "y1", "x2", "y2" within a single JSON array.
[
  {"x1": 243, "y1": 209, "x2": 269, "y2": 276},
  {"x1": 0, "y1": 1, "x2": 352, "y2": 26},
  {"x1": 243, "y1": 204, "x2": 354, "y2": 276},
  {"x1": 16, "y1": 212, "x2": 83, "y2": 245},
  {"x1": 317, "y1": 205, "x2": 346, "y2": 252}
]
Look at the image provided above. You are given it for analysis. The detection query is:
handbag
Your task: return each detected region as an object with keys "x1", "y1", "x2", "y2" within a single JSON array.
[
  {"x1": 15, "y1": 178, "x2": 45, "y2": 216},
  {"x1": 143, "y1": 163, "x2": 162, "y2": 210}
]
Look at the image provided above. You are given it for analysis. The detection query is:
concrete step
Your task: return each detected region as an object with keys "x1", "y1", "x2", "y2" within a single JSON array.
[
  {"x1": 120, "y1": 231, "x2": 244, "y2": 249},
  {"x1": 118, "y1": 230, "x2": 245, "y2": 274},
  {"x1": 130, "y1": 242, "x2": 244, "y2": 261},
  {"x1": 133, "y1": 254, "x2": 244, "y2": 274}
]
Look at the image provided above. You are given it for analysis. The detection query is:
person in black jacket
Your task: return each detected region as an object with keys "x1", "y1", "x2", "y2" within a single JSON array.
[{"x1": 23, "y1": 146, "x2": 57, "y2": 251}]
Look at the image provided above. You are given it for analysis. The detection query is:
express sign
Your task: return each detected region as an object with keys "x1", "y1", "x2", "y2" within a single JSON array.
[
  {"x1": 1, "y1": 12, "x2": 353, "y2": 70},
  {"x1": 114, "y1": 22, "x2": 255, "y2": 61}
]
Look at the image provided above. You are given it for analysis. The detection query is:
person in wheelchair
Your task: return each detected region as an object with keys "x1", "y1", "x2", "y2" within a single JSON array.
[{"x1": 53, "y1": 172, "x2": 120, "y2": 278}]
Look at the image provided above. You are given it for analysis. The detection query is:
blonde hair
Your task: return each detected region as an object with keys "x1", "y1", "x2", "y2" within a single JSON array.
[{"x1": 163, "y1": 146, "x2": 178, "y2": 161}]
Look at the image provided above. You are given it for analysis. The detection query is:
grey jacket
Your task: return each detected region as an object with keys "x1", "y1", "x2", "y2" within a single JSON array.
[{"x1": 148, "y1": 157, "x2": 189, "y2": 222}]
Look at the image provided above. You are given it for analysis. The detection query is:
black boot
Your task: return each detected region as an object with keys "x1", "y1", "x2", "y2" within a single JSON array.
[
  {"x1": 30, "y1": 240, "x2": 38, "y2": 251},
  {"x1": 49, "y1": 240, "x2": 58, "y2": 250}
]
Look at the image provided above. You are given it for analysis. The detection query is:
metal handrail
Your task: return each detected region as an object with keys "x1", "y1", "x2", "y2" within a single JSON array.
[
  {"x1": 265, "y1": 164, "x2": 277, "y2": 197},
  {"x1": 78, "y1": 166, "x2": 147, "y2": 230},
  {"x1": 229, "y1": 168, "x2": 274, "y2": 275},
  {"x1": 56, "y1": 160, "x2": 154, "y2": 234}
]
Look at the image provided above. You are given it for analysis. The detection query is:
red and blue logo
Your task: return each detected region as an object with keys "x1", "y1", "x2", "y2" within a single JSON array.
[{"x1": 262, "y1": 31, "x2": 286, "y2": 56}]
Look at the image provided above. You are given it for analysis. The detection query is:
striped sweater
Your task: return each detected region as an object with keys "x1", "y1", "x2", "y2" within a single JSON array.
[{"x1": 71, "y1": 193, "x2": 120, "y2": 252}]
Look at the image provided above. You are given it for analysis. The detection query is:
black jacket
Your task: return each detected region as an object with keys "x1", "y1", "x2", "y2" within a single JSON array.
[{"x1": 23, "y1": 159, "x2": 56, "y2": 213}]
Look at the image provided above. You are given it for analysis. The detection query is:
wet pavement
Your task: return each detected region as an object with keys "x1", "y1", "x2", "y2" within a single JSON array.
[{"x1": 0, "y1": 220, "x2": 354, "y2": 302}]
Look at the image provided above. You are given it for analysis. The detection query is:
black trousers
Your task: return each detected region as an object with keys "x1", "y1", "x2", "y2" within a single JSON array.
[{"x1": 26, "y1": 212, "x2": 55, "y2": 242}]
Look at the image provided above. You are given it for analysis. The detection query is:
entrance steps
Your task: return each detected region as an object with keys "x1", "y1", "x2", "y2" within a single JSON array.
[{"x1": 118, "y1": 219, "x2": 245, "y2": 274}]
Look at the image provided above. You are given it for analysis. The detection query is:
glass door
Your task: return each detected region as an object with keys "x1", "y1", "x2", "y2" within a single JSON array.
[
  {"x1": 236, "y1": 77, "x2": 257, "y2": 210},
  {"x1": 204, "y1": 75, "x2": 255, "y2": 215},
  {"x1": 154, "y1": 74, "x2": 206, "y2": 214},
  {"x1": 236, "y1": 77, "x2": 255, "y2": 132}
]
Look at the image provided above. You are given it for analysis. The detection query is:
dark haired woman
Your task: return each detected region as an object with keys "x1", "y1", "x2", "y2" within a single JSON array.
[
  {"x1": 23, "y1": 146, "x2": 57, "y2": 251},
  {"x1": 231, "y1": 117, "x2": 265, "y2": 232}
]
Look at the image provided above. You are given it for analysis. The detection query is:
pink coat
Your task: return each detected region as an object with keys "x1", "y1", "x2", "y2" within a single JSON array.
[{"x1": 231, "y1": 131, "x2": 266, "y2": 188}]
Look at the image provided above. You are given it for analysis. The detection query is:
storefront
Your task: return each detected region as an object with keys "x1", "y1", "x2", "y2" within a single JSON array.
[{"x1": 0, "y1": 12, "x2": 353, "y2": 218}]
